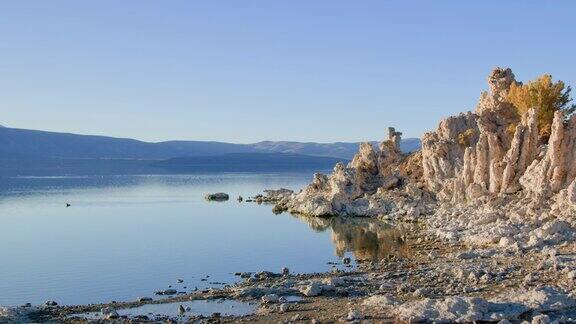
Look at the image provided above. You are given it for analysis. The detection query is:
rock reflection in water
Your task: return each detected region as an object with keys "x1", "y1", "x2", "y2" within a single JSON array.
[{"x1": 295, "y1": 215, "x2": 410, "y2": 261}]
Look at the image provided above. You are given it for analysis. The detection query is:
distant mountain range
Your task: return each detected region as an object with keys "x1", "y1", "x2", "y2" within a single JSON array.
[
  {"x1": 0, "y1": 126, "x2": 421, "y2": 176},
  {"x1": 0, "y1": 126, "x2": 420, "y2": 160}
]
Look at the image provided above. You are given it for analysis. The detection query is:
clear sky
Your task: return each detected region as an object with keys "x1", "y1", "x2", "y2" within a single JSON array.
[{"x1": 1, "y1": 1, "x2": 575, "y2": 143}]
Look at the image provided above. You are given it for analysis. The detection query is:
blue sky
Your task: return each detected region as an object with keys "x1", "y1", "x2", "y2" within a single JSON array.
[{"x1": 0, "y1": 1, "x2": 575, "y2": 143}]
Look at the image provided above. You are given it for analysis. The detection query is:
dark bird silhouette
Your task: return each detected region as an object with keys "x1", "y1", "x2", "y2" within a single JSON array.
[{"x1": 66, "y1": 203, "x2": 71, "y2": 207}]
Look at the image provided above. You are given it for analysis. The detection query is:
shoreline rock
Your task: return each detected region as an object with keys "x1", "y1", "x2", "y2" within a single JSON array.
[{"x1": 204, "y1": 192, "x2": 230, "y2": 201}]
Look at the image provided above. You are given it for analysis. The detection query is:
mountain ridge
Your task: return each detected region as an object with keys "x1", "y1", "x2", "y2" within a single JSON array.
[{"x1": 0, "y1": 126, "x2": 421, "y2": 160}]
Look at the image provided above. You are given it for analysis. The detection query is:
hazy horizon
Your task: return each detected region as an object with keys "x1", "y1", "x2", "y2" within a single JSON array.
[
  {"x1": 1, "y1": 1, "x2": 575, "y2": 143},
  {"x1": 0, "y1": 122, "x2": 422, "y2": 144}
]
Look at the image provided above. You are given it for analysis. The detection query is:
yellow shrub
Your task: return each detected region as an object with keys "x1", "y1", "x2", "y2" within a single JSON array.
[
  {"x1": 458, "y1": 128, "x2": 476, "y2": 147},
  {"x1": 506, "y1": 74, "x2": 575, "y2": 140}
]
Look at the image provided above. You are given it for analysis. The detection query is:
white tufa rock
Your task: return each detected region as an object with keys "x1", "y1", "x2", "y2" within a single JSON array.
[
  {"x1": 299, "y1": 281, "x2": 324, "y2": 297},
  {"x1": 393, "y1": 286, "x2": 574, "y2": 323},
  {"x1": 363, "y1": 295, "x2": 400, "y2": 308},
  {"x1": 531, "y1": 314, "x2": 551, "y2": 324},
  {"x1": 276, "y1": 67, "x2": 576, "y2": 256},
  {"x1": 261, "y1": 294, "x2": 280, "y2": 304},
  {"x1": 346, "y1": 310, "x2": 363, "y2": 321}
]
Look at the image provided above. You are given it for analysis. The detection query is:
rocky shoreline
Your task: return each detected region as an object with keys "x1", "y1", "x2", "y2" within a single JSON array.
[
  {"x1": 4, "y1": 67, "x2": 576, "y2": 323},
  {"x1": 8, "y1": 222, "x2": 576, "y2": 323}
]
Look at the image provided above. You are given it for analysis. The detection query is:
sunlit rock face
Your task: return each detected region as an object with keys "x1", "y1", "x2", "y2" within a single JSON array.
[
  {"x1": 422, "y1": 67, "x2": 525, "y2": 201},
  {"x1": 421, "y1": 111, "x2": 478, "y2": 197},
  {"x1": 283, "y1": 67, "x2": 576, "y2": 224},
  {"x1": 416, "y1": 68, "x2": 576, "y2": 250},
  {"x1": 285, "y1": 128, "x2": 408, "y2": 217},
  {"x1": 421, "y1": 67, "x2": 576, "y2": 203},
  {"x1": 520, "y1": 112, "x2": 576, "y2": 197}
]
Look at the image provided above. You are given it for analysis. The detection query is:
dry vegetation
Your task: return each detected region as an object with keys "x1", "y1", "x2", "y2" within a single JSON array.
[{"x1": 506, "y1": 74, "x2": 575, "y2": 141}]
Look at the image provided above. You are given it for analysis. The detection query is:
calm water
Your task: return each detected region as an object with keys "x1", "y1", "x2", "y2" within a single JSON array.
[
  {"x1": 0, "y1": 173, "x2": 405, "y2": 307},
  {"x1": 73, "y1": 299, "x2": 259, "y2": 320}
]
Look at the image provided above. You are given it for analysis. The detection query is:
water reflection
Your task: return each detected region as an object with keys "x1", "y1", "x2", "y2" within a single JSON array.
[
  {"x1": 0, "y1": 173, "x2": 406, "y2": 307},
  {"x1": 294, "y1": 215, "x2": 410, "y2": 261},
  {"x1": 0, "y1": 173, "x2": 338, "y2": 306}
]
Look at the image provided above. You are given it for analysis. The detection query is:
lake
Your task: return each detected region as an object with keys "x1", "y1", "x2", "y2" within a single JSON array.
[{"x1": 0, "y1": 173, "x2": 405, "y2": 307}]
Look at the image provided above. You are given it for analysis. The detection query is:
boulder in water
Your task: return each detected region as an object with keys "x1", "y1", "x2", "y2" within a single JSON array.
[{"x1": 205, "y1": 193, "x2": 230, "y2": 201}]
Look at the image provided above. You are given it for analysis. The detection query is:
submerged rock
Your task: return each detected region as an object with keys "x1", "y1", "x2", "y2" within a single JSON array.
[{"x1": 155, "y1": 289, "x2": 177, "y2": 295}]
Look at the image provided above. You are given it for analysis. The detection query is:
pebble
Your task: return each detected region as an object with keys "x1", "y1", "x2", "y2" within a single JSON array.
[
  {"x1": 480, "y1": 273, "x2": 492, "y2": 283},
  {"x1": 279, "y1": 303, "x2": 289, "y2": 313},
  {"x1": 523, "y1": 274, "x2": 536, "y2": 285},
  {"x1": 300, "y1": 281, "x2": 323, "y2": 297},
  {"x1": 261, "y1": 294, "x2": 280, "y2": 304},
  {"x1": 531, "y1": 314, "x2": 550, "y2": 324},
  {"x1": 101, "y1": 307, "x2": 119, "y2": 320},
  {"x1": 162, "y1": 289, "x2": 177, "y2": 295},
  {"x1": 413, "y1": 287, "x2": 430, "y2": 297},
  {"x1": 346, "y1": 310, "x2": 362, "y2": 321}
]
